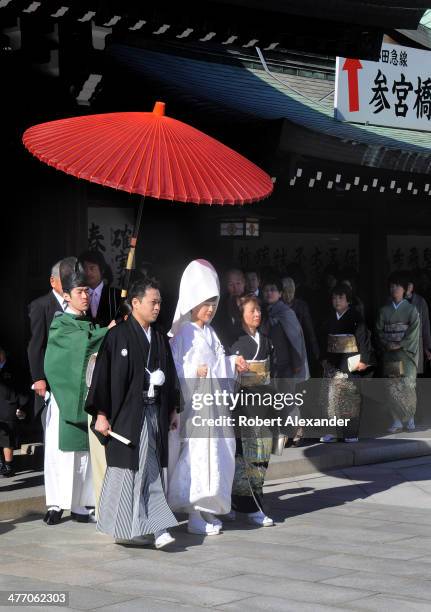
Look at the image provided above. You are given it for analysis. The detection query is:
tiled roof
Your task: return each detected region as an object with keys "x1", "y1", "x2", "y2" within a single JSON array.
[
  {"x1": 108, "y1": 44, "x2": 431, "y2": 165},
  {"x1": 420, "y1": 9, "x2": 431, "y2": 28}
]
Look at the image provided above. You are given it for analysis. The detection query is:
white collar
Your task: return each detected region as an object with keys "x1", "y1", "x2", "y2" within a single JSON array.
[
  {"x1": 141, "y1": 325, "x2": 152, "y2": 343},
  {"x1": 392, "y1": 300, "x2": 405, "y2": 310},
  {"x1": 336, "y1": 308, "x2": 349, "y2": 320},
  {"x1": 52, "y1": 289, "x2": 64, "y2": 307},
  {"x1": 65, "y1": 306, "x2": 84, "y2": 316},
  {"x1": 249, "y1": 330, "x2": 260, "y2": 359},
  {"x1": 249, "y1": 330, "x2": 260, "y2": 343},
  {"x1": 192, "y1": 322, "x2": 208, "y2": 331},
  {"x1": 192, "y1": 322, "x2": 213, "y2": 343}
]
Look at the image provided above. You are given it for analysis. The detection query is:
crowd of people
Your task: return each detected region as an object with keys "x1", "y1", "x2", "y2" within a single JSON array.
[
  {"x1": 0, "y1": 250, "x2": 429, "y2": 549},
  {"x1": 211, "y1": 265, "x2": 427, "y2": 443}
]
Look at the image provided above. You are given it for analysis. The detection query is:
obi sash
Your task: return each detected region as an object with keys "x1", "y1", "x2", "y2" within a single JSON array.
[
  {"x1": 383, "y1": 322, "x2": 409, "y2": 344},
  {"x1": 327, "y1": 334, "x2": 358, "y2": 354},
  {"x1": 240, "y1": 358, "x2": 271, "y2": 387}
]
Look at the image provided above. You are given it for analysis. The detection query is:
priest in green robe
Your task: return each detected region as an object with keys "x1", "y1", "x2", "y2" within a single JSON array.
[
  {"x1": 376, "y1": 272, "x2": 420, "y2": 433},
  {"x1": 43, "y1": 257, "x2": 108, "y2": 525}
]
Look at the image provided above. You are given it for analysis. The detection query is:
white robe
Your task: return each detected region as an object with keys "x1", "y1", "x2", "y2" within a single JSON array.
[
  {"x1": 44, "y1": 394, "x2": 94, "y2": 511},
  {"x1": 168, "y1": 322, "x2": 236, "y2": 515}
]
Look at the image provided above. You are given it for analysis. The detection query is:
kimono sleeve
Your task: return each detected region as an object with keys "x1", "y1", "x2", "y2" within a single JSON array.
[
  {"x1": 89, "y1": 324, "x2": 109, "y2": 348},
  {"x1": 162, "y1": 334, "x2": 181, "y2": 413},
  {"x1": 170, "y1": 328, "x2": 199, "y2": 379},
  {"x1": 229, "y1": 338, "x2": 242, "y2": 356},
  {"x1": 212, "y1": 328, "x2": 236, "y2": 378},
  {"x1": 278, "y1": 308, "x2": 303, "y2": 371},
  {"x1": 301, "y1": 302, "x2": 320, "y2": 361},
  {"x1": 267, "y1": 337, "x2": 276, "y2": 375},
  {"x1": 0, "y1": 381, "x2": 19, "y2": 421},
  {"x1": 420, "y1": 297, "x2": 431, "y2": 351},
  {"x1": 354, "y1": 316, "x2": 374, "y2": 365},
  {"x1": 170, "y1": 333, "x2": 186, "y2": 378},
  {"x1": 85, "y1": 332, "x2": 113, "y2": 419},
  {"x1": 375, "y1": 307, "x2": 388, "y2": 350},
  {"x1": 400, "y1": 305, "x2": 420, "y2": 357}
]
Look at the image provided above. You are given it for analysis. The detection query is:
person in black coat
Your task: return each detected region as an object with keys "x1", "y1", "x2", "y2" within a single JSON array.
[
  {"x1": 27, "y1": 260, "x2": 65, "y2": 428},
  {"x1": 213, "y1": 268, "x2": 246, "y2": 350},
  {"x1": 85, "y1": 278, "x2": 179, "y2": 549},
  {"x1": 0, "y1": 347, "x2": 28, "y2": 477},
  {"x1": 78, "y1": 250, "x2": 120, "y2": 328}
]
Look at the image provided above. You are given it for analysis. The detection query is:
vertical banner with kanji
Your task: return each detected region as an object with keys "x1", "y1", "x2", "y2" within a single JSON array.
[
  {"x1": 388, "y1": 236, "x2": 431, "y2": 272},
  {"x1": 334, "y1": 43, "x2": 431, "y2": 131},
  {"x1": 88, "y1": 207, "x2": 135, "y2": 288},
  {"x1": 233, "y1": 233, "x2": 359, "y2": 289}
]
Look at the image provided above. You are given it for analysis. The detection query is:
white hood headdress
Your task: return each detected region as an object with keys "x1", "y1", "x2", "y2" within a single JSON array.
[{"x1": 169, "y1": 259, "x2": 220, "y2": 337}]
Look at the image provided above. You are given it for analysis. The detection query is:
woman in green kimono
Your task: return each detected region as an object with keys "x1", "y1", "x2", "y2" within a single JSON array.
[{"x1": 376, "y1": 272, "x2": 420, "y2": 433}]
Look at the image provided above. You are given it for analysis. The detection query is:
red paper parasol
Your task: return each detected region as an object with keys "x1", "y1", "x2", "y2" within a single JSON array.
[{"x1": 23, "y1": 102, "x2": 273, "y2": 295}]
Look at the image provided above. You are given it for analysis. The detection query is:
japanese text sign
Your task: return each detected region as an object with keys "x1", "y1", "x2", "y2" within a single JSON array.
[
  {"x1": 335, "y1": 43, "x2": 431, "y2": 131},
  {"x1": 88, "y1": 207, "x2": 135, "y2": 288}
]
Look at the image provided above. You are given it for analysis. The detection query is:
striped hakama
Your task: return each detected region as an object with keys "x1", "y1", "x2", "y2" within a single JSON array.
[{"x1": 97, "y1": 403, "x2": 178, "y2": 539}]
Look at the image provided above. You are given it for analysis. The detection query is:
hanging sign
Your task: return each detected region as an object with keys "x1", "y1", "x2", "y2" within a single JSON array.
[{"x1": 335, "y1": 43, "x2": 431, "y2": 132}]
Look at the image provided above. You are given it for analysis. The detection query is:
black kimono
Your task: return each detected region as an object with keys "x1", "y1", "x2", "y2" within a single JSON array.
[
  {"x1": 85, "y1": 314, "x2": 178, "y2": 540},
  {"x1": 0, "y1": 369, "x2": 28, "y2": 448},
  {"x1": 85, "y1": 314, "x2": 178, "y2": 470},
  {"x1": 320, "y1": 307, "x2": 374, "y2": 440},
  {"x1": 321, "y1": 307, "x2": 373, "y2": 375},
  {"x1": 230, "y1": 331, "x2": 273, "y2": 373},
  {"x1": 229, "y1": 330, "x2": 273, "y2": 514}
]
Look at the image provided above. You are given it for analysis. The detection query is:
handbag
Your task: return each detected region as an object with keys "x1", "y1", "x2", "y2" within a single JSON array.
[
  {"x1": 240, "y1": 358, "x2": 271, "y2": 387},
  {"x1": 383, "y1": 361, "x2": 404, "y2": 377}
]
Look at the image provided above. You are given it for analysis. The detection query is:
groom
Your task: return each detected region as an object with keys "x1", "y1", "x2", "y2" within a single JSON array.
[{"x1": 85, "y1": 277, "x2": 179, "y2": 549}]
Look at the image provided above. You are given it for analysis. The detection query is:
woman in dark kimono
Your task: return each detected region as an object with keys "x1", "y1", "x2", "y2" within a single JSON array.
[
  {"x1": 320, "y1": 283, "x2": 374, "y2": 443},
  {"x1": 229, "y1": 296, "x2": 274, "y2": 527}
]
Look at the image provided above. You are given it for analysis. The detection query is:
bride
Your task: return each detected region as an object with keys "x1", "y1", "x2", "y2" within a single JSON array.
[{"x1": 168, "y1": 259, "x2": 248, "y2": 535}]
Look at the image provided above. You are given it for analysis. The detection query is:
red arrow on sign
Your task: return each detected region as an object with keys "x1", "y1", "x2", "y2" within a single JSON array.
[{"x1": 342, "y1": 58, "x2": 363, "y2": 112}]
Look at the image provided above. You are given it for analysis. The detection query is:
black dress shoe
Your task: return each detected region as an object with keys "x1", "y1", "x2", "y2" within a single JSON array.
[
  {"x1": 70, "y1": 511, "x2": 96, "y2": 523},
  {"x1": 0, "y1": 462, "x2": 14, "y2": 477},
  {"x1": 43, "y1": 509, "x2": 63, "y2": 525}
]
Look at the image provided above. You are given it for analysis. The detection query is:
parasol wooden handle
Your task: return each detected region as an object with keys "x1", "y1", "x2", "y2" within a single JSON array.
[{"x1": 120, "y1": 197, "x2": 145, "y2": 300}]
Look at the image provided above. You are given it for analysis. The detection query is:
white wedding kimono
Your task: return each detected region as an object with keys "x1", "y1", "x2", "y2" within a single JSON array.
[{"x1": 169, "y1": 321, "x2": 237, "y2": 515}]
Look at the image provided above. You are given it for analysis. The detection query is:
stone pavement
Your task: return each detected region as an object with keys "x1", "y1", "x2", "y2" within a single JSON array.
[
  {"x1": 3, "y1": 428, "x2": 431, "y2": 521},
  {"x1": 1, "y1": 456, "x2": 431, "y2": 611}
]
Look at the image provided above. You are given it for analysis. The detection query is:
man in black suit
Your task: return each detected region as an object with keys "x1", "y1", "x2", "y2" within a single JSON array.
[
  {"x1": 212, "y1": 268, "x2": 246, "y2": 350},
  {"x1": 27, "y1": 260, "x2": 65, "y2": 429},
  {"x1": 78, "y1": 250, "x2": 120, "y2": 328}
]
